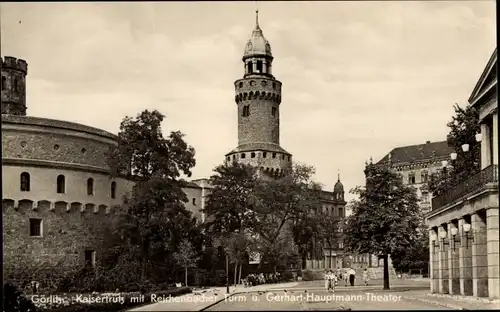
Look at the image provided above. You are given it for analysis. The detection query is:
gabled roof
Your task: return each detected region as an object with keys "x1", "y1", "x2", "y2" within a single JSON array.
[
  {"x1": 468, "y1": 47, "x2": 497, "y2": 106},
  {"x1": 377, "y1": 141, "x2": 453, "y2": 165}
]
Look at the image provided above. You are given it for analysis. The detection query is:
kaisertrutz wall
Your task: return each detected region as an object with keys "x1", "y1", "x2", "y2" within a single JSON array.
[{"x1": 1, "y1": 115, "x2": 134, "y2": 289}]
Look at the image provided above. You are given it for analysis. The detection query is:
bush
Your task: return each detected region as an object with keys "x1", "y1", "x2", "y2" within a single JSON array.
[{"x1": 3, "y1": 280, "x2": 40, "y2": 312}]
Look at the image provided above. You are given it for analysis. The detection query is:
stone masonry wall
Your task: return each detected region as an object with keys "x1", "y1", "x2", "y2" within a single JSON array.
[
  {"x1": 235, "y1": 78, "x2": 282, "y2": 146},
  {"x1": 2, "y1": 127, "x2": 116, "y2": 170},
  {"x1": 3, "y1": 200, "x2": 114, "y2": 290}
]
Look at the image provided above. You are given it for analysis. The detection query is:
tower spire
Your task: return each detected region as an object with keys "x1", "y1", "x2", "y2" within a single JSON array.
[
  {"x1": 338, "y1": 169, "x2": 340, "y2": 181},
  {"x1": 255, "y1": 9, "x2": 260, "y2": 30}
]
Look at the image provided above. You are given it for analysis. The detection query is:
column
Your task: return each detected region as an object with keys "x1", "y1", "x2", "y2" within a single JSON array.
[
  {"x1": 448, "y1": 222, "x2": 460, "y2": 294},
  {"x1": 253, "y1": 61, "x2": 258, "y2": 73},
  {"x1": 459, "y1": 218, "x2": 473, "y2": 295},
  {"x1": 263, "y1": 60, "x2": 268, "y2": 74},
  {"x1": 472, "y1": 212, "x2": 488, "y2": 297},
  {"x1": 481, "y1": 123, "x2": 491, "y2": 169},
  {"x1": 486, "y1": 208, "x2": 499, "y2": 299},
  {"x1": 492, "y1": 113, "x2": 498, "y2": 165},
  {"x1": 430, "y1": 229, "x2": 439, "y2": 293},
  {"x1": 438, "y1": 225, "x2": 449, "y2": 294}
]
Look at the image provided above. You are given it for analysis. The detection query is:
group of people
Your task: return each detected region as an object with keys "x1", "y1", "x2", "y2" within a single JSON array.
[
  {"x1": 324, "y1": 268, "x2": 369, "y2": 291},
  {"x1": 242, "y1": 272, "x2": 282, "y2": 287}
]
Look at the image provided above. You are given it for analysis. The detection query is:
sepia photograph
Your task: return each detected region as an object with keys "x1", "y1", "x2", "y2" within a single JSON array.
[{"x1": 1, "y1": 1, "x2": 498, "y2": 311}]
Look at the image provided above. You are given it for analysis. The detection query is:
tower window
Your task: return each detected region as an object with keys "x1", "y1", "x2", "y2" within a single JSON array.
[
  {"x1": 272, "y1": 153, "x2": 276, "y2": 159},
  {"x1": 256, "y1": 60, "x2": 263, "y2": 73},
  {"x1": 239, "y1": 82, "x2": 243, "y2": 88},
  {"x1": 1, "y1": 76, "x2": 6, "y2": 90},
  {"x1": 192, "y1": 198, "x2": 196, "y2": 205},
  {"x1": 288, "y1": 156, "x2": 291, "y2": 161},
  {"x1": 247, "y1": 62, "x2": 253, "y2": 74},
  {"x1": 111, "y1": 181, "x2": 117, "y2": 199},
  {"x1": 29, "y1": 218, "x2": 42, "y2": 237},
  {"x1": 242, "y1": 105, "x2": 250, "y2": 117},
  {"x1": 263, "y1": 152, "x2": 267, "y2": 158},
  {"x1": 20, "y1": 172, "x2": 30, "y2": 192},
  {"x1": 227, "y1": 157, "x2": 230, "y2": 162},
  {"x1": 233, "y1": 155, "x2": 236, "y2": 160},
  {"x1": 339, "y1": 207, "x2": 344, "y2": 218},
  {"x1": 272, "y1": 107, "x2": 276, "y2": 116},
  {"x1": 13, "y1": 78, "x2": 18, "y2": 92},
  {"x1": 241, "y1": 153, "x2": 246, "y2": 159},
  {"x1": 57, "y1": 175, "x2": 65, "y2": 194},
  {"x1": 251, "y1": 152, "x2": 256, "y2": 158},
  {"x1": 87, "y1": 178, "x2": 94, "y2": 196}
]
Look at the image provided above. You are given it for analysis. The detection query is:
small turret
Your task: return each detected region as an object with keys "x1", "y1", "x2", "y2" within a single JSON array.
[
  {"x1": 334, "y1": 171, "x2": 344, "y2": 201},
  {"x1": 1, "y1": 56, "x2": 28, "y2": 116}
]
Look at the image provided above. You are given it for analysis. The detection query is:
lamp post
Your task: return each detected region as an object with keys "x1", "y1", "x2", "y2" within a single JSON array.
[
  {"x1": 462, "y1": 223, "x2": 473, "y2": 248},
  {"x1": 439, "y1": 229, "x2": 449, "y2": 250},
  {"x1": 226, "y1": 254, "x2": 230, "y2": 294},
  {"x1": 450, "y1": 227, "x2": 460, "y2": 250}
]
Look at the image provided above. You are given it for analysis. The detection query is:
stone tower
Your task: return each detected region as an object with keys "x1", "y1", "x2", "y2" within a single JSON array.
[
  {"x1": 225, "y1": 11, "x2": 292, "y2": 178},
  {"x1": 1, "y1": 56, "x2": 28, "y2": 116}
]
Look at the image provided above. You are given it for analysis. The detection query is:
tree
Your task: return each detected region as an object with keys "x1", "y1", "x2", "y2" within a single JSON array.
[
  {"x1": 343, "y1": 165, "x2": 422, "y2": 290},
  {"x1": 390, "y1": 228, "x2": 429, "y2": 275},
  {"x1": 251, "y1": 163, "x2": 323, "y2": 266},
  {"x1": 291, "y1": 212, "x2": 319, "y2": 269},
  {"x1": 427, "y1": 103, "x2": 481, "y2": 195},
  {"x1": 106, "y1": 109, "x2": 197, "y2": 280},
  {"x1": 316, "y1": 210, "x2": 341, "y2": 269},
  {"x1": 173, "y1": 239, "x2": 201, "y2": 287},
  {"x1": 220, "y1": 232, "x2": 254, "y2": 285},
  {"x1": 204, "y1": 162, "x2": 259, "y2": 236}
]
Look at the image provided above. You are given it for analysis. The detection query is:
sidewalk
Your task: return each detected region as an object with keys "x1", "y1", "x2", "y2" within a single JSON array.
[
  {"x1": 401, "y1": 290, "x2": 500, "y2": 310},
  {"x1": 127, "y1": 282, "x2": 299, "y2": 312}
]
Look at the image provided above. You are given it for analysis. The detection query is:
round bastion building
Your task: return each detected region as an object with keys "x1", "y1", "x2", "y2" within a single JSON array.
[
  {"x1": 1, "y1": 56, "x2": 134, "y2": 286},
  {"x1": 225, "y1": 11, "x2": 292, "y2": 178}
]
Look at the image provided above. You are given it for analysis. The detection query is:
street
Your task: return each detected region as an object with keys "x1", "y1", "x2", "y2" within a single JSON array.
[{"x1": 205, "y1": 289, "x2": 453, "y2": 311}]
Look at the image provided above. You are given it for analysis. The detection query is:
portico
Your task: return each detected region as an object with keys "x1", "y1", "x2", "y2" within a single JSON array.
[{"x1": 426, "y1": 48, "x2": 498, "y2": 300}]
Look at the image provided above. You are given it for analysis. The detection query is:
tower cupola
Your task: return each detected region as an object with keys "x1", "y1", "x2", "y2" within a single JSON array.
[
  {"x1": 242, "y1": 10, "x2": 274, "y2": 78},
  {"x1": 334, "y1": 172, "x2": 345, "y2": 201},
  {"x1": 243, "y1": 10, "x2": 272, "y2": 60}
]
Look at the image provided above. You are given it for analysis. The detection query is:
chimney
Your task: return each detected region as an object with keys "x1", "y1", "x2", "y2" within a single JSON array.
[{"x1": 426, "y1": 141, "x2": 430, "y2": 144}]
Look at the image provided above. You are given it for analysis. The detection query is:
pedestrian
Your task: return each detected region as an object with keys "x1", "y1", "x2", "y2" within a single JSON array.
[
  {"x1": 336, "y1": 267, "x2": 342, "y2": 284},
  {"x1": 348, "y1": 268, "x2": 356, "y2": 286},
  {"x1": 324, "y1": 270, "x2": 331, "y2": 291},
  {"x1": 343, "y1": 269, "x2": 349, "y2": 286},
  {"x1": 363, "y1": 268, "x2": 369, "y2": 286},
  {"x1": 329, "y1": 270, "x2": 337, "y2": 292}
]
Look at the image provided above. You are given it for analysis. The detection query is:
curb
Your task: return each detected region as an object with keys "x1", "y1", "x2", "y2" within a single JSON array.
[
  {"x1": 198, "y1": 287, "x2": 296, "y2": 311},
  {"x1": 402, "y1": 296, "x2": 468, "y2": 310}
]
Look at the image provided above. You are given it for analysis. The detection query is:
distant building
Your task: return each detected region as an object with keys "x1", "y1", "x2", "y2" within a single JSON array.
[
  {"x1": 374, "y1": 140, "x2": 455, "y2": 214},
  {"x1": 426, "y1": 48, "x2": 498, "y2": 300}
]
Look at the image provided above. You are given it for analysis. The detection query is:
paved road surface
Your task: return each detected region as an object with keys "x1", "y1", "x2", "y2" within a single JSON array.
[{"x1": 205, "y1": 289, "x2": 454, "y2": 311}]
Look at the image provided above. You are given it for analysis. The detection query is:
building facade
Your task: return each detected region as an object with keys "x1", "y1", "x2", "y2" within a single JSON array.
[
  {"x1": 426, "y1": 48, "x2": 498, "y2": 300},
  {"x1": 225, "y1": 11, "x2": 292, "y2": 178},
  {"x1": 374, "y1": 141, "x2": 455, "y2": 214}
]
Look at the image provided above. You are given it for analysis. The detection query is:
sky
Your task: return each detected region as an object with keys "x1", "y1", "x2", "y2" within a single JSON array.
[{"x1": 1, "y1": 1, "x2": 496, "y2": 202}]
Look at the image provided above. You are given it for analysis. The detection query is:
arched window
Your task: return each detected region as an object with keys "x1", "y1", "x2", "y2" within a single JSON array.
[
  {"x1": 87, "y1": 178, "x2": 94, "y2": 196},
  {"x1": 1, "y1": 76, "x2": 6, "y2": 90},
  {"x1": 421, "y1": 171, "x2": 428, "y2": 183},
  {"x1": 57, "y1": 175, "x2": 65, "y2": 194},
  {"x1": 111, "y1": 181, "x2": 116, "y2": 199},
  {"x1": 251, "y1": 152, "x2": 256, "y2": 158},
  {"x1": 20, "y1": 172, "x2": 30, "y2": 192},
  {"x1": 13, "y1": 78, "x2": 18, "y2": 91}
]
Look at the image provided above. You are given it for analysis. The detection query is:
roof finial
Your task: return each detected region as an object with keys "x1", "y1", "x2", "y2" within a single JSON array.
[{"x1": 338, "y1": 169, "x2": 340, "y2": 181}]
